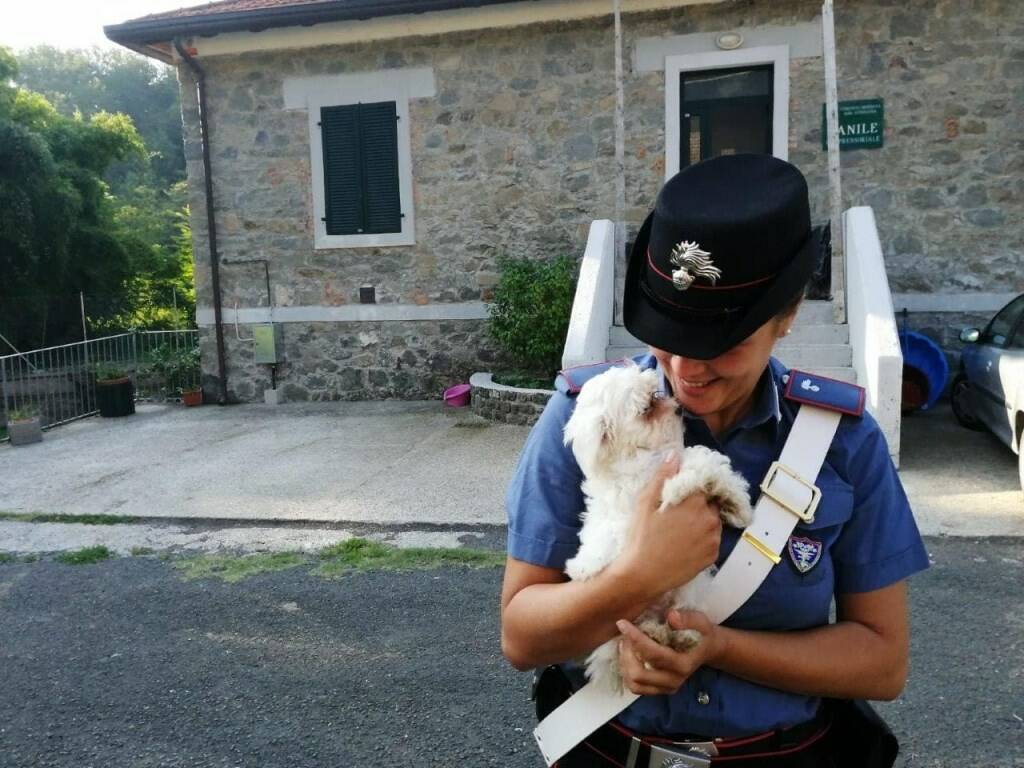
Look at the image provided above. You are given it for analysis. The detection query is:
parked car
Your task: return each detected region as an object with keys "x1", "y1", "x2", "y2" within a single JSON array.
[{"x1": 950, "y1": 293, "x2": 1024, "y2": 493}]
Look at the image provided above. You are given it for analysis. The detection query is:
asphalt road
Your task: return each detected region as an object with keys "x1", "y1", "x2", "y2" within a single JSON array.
[{"x1": 1, "y1": 536, "x2": 1022, "y2": 768}]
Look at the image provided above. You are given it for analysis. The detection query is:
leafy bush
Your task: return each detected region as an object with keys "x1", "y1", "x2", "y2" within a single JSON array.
[
  {"x1": 7, "y1": 405, "x2": 39, "y2": 421},
  {"x1": 94, "y1": 362, "x2": 129, "y2": 381},
  {"x1": 487, "y1": 255, "x2": 577, "y2": 378},
  {"x1": 137, "y1": 343, "x2": 200, "y2": 395}
]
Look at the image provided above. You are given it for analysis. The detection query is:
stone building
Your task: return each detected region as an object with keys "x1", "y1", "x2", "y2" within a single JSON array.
[{"x1": 106, "y1": 0, "x2": 1023, "y2": 404}]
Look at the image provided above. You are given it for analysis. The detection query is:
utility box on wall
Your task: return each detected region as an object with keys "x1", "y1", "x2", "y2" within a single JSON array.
[{"x1": 253, "y1": 323, "x2": 283, "y2": 363}]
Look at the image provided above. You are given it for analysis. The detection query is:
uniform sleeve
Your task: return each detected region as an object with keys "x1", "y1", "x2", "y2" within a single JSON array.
[
  {"x1": 505, "y1": 391, "x2": 585, "y2": 570},
  {"x1": 831, "y1": 413, "x2": 930, "y2": 594}
]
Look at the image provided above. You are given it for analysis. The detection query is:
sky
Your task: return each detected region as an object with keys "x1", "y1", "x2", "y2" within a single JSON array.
[{"x1": 1, "y1": 0, "x2": 212, "y2": 52}]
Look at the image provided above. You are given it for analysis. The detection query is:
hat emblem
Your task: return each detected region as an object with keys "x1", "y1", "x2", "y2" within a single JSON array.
[{"x1": 669, "y1": 240, "x2": 721, "y2": 291}]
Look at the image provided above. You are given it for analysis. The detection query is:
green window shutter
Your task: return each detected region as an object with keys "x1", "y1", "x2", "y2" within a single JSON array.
[
  {"x1": 320, "y1": 101, "x2": 402, "y2": 237},
  {"x1": 358, "y1": 101, "x2": 402, "y2": 234},
  {"x1": 320, "y1": 105, "x2": 362, "y2": 236}
]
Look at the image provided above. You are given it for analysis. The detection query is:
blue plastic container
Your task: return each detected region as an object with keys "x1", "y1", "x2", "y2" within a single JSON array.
[{"x1": 898, "y1": 330, "x2": 949, "y2": 411}]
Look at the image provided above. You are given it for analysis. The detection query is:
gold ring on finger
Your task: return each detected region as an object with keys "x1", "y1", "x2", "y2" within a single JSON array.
[{"x1": 643, "y1": 661, "x2": 654, "y2": 671}]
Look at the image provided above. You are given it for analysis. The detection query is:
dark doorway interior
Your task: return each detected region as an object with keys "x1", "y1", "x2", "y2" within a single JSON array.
[{"x1": 681, "y1": 65, "x2": 773, "y2": 167}]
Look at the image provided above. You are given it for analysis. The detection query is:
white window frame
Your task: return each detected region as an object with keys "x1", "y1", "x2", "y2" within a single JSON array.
[
  {"x1": 664, "y1": 45, "x2": 790, "y2": 181},
  {"x1": 284, "y1": 68, "x2": 435, "y2": 249}
]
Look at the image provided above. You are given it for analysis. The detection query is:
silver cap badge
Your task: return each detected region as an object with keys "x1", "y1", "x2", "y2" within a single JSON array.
[{"x1": 669, "y1": 240, "x2": 720, "y2": 291}]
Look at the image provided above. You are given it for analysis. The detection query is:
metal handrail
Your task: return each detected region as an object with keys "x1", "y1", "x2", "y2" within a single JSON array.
[{"x1": 0, "y1": 329, "x2": 200, "y2": 438}]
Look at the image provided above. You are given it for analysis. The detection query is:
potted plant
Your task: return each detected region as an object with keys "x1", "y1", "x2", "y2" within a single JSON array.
[
  {"x1": 170, "y1": 347, "x2": 202, "y2": 407},
  {"x1": 180, "y1": 386, "x2": 203, "y2": 407},
  {"x1": 6, "y1": 405, "x2": 43, "y2": 446},
  {"x1": 94, "y1": 363, "x2": 136, "y2": 417}
]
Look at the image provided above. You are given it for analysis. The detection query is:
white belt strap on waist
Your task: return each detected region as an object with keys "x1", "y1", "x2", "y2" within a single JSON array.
[{"x1": 533, "y1": 403, "x2": 842, "y2": 766}]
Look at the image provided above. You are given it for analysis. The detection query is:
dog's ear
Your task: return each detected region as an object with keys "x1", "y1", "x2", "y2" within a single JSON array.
[{"x1": 564, "y1": 405, "x2": 613, "y2": 476}]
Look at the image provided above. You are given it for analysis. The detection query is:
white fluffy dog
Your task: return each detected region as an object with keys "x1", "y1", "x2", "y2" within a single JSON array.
[{"x1": 562, "y1": 363, "x2": 753, "y2": 691}]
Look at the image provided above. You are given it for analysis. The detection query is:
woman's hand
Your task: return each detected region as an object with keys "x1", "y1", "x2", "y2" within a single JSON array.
[
  {"x1": 614, "y1": 452, "x2": 723, "y2": 598},
  {"x1": 616, "y1": 610, "x2": 727, "y2": 696}
]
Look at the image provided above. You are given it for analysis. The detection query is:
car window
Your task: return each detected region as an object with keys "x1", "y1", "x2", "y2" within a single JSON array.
[
  {"x1": 1010, "y1": 317, "x2": 1024, "y2": 350},
  {"x1": 982, "y1": 295, "x2": 1024, "y2": 347}
]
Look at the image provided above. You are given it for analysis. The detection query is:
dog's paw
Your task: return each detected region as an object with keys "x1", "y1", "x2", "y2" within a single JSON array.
[
  {"x1": 668, "y1": 628, "x2": 703, "y2": 652},
  {"x1": 715, "y1": 491, "x2": 753, "y2": 528},
  {"x1": 659, "y1": 469, "x2": 704, "y2": 511},
  {"x1": 702, "y1": 466, "x2": 753, "y2": 528},
  {"x1": 636, "y1": 617, "x2": 672, "y2": 647}
]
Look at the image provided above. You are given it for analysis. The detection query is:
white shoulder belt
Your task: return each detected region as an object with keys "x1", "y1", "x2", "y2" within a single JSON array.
[{"x1": 533, "y1": 401, "x2": 843, "y2": 766}]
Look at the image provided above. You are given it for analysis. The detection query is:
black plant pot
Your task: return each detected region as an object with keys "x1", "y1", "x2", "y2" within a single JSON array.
[{"x1": 96, "y1": 378, "x2": 135, "y2": 417}]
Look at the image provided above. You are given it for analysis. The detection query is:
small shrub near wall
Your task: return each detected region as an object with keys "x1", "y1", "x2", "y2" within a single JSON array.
[{"x1": 486, "y1": 255, "x2": 576, "y2": 386}]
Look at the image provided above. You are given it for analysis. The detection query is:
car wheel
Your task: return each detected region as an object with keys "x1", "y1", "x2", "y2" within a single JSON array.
[{"x1": 950, "y1": 374, "x2": 984, "y2": 431}]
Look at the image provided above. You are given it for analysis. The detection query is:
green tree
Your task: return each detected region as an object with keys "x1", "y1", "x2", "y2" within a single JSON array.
[
  {"x1": 0, "y1": 46, "x2": 176, "y2": 349},
  {"x1": 14, "y1": 45, "x2": 184, "y2": 188}
]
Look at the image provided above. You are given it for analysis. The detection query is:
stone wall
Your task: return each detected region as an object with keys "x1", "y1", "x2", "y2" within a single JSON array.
[
  {"x1": 199, "y1": 319, "x2": 493, "y2": 401},
  {"x1": 178, "y1": 0, "x2": 1022, "y2": 401},
  {"x1": 832, "y1": 0, "x2": 1022, "y2": 296},
  {"x1": 470, "y1": 374, "x2": 553, "y2": 426}
]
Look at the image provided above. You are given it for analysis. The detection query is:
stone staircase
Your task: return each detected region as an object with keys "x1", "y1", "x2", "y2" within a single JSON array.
[{"x1": 605, "y1": 300, "x2": 856, "y2": 383}]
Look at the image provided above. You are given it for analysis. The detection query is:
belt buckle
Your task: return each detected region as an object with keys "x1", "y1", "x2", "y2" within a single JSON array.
[
  {"x1": 760, "y1": 460, "x2": 821, "y2": 523},
  {"x1": 647, "y1": 741, "x2": 718, "y2": 768}
]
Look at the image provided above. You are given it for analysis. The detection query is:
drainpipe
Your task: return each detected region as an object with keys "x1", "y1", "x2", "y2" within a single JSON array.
[
  {"x1": 174, "y1": 37, "x2": 230, "y2": 405},
  {"x1": 612, "y1": 0, "x2": 626, "y2": 325}
]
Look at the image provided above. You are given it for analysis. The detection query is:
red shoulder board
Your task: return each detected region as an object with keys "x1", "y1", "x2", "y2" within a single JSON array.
[{"x1": 783, "y1": 369, "x2": 865, "y2": 417}]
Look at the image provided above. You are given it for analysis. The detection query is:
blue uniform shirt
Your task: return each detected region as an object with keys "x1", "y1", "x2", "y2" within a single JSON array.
[{"x1": 506, "y1": 355, "x2": 930, "y2": 737}]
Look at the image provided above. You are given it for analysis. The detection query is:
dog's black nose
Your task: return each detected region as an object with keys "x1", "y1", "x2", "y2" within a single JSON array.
[{"x1": 675, "y1": 405, "x2": 683, "y2": 416}]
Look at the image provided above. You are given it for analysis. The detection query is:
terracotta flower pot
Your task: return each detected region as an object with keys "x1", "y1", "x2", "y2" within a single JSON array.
[{"x1": 181, "y1": 389, "x2": 203, "y2": 407}]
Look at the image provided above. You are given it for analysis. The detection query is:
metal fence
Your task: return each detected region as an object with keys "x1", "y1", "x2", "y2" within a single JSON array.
[{"x1": 0, "y1": 329, "x2": 199, "y2": 436}]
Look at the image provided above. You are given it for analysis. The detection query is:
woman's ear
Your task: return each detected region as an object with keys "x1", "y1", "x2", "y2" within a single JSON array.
[{"x1": 773, "y1": 308, "x2": 798, "y2": 339}]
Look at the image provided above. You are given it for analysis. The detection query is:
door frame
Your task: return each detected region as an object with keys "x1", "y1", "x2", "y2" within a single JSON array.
[{"x1": 664, "y1": 45, "x2": 790, "y2": 181}]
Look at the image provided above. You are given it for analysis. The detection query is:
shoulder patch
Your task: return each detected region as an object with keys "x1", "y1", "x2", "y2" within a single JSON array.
[
  {"x1": 556, "y1": 361, "x2": 619, "y2": 395},
  {"x1": 783, "y1": 369, "x2": 865, "y2": 416},
  {"x1": 556, "y1": 356, "x2": 655, "y2": 396}
]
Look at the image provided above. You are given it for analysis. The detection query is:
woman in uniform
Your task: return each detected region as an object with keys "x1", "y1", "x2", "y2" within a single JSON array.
[{"x1": 500, "y1": 154, "x2": 929, "y2": 767}]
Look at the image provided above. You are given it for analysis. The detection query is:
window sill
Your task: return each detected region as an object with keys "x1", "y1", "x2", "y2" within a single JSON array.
[{"x1": 314, "y1": 231, "x2": 414, "y2": 249}]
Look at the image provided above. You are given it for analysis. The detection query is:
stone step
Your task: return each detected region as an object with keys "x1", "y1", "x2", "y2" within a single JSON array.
[
  {"x1": 607, "y1": 342, "x2": 852, "y2": 368},
  {"x1": 608, "y1": 322, "x2": 849, "y2": 347},
  {"x1": 774, "y1": 344, "x2": 853, "y2": 368},
  {"x1": 794, "y1": 300, "x2": 835, "y2": 325},
  {"x1": 792, "y1": 366, "x2": 858, "y2": 384}
]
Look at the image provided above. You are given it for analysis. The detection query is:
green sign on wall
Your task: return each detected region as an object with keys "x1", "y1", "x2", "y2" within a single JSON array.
[{"x1": 821, "y1": 98, "x2": 884, "y2": 150}]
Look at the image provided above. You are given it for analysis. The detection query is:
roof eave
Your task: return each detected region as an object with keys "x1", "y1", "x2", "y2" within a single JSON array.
[{"x1": 103, "y1": 0, "x2": 533, "y2": 54}]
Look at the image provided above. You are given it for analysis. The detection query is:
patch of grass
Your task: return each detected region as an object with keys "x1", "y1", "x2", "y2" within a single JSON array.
[
  {"x1": 173, "y1": 552, "x2": 306, "y2": 583},
  {"x1": 314, "y1": 537, "x2": 504, "y2": 578},
  {"x1": 56, "y1": 545, "x2": 113, "y2": 565},
  {"x1": 0, "y1": 512, "x2": 137, "y2": 525},
  {"x1": 0, "y1": 553, "x2": 39, "y2": 565},
  {"x1": 130, "y1": 547, "x2": 155, "y2": 556}
]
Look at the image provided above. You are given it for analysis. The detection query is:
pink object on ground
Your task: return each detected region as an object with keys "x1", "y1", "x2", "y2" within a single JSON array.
[{"x1": 443, "y1": 383, "x2": 472, "y2": 407}]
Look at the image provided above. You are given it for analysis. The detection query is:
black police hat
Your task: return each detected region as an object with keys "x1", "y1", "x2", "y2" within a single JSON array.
[{"x1": 623, "y1": 154, "x2": 817, "y2": 360}]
